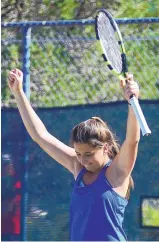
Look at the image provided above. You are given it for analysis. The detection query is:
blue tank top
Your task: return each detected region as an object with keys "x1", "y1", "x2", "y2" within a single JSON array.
[{"x1": 70, "y1": 161, "x2": 128, "y2": 241}]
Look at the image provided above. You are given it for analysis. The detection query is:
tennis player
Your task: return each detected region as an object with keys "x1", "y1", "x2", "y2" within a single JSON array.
[{"x1": 8, "y1": 68, "x2": 140, "y2": 241}]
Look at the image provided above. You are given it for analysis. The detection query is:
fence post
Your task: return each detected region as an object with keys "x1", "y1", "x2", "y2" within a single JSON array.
[
  {"x1": 21, "y1": 26, "x2": 31, "y2": 241},
  {"x1": 23, "y1": 27, "x2": 31, "y2": 98}
]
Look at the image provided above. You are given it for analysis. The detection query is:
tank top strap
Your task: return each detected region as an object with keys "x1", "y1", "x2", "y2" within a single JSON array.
[
  {"x1": 75, "y1": 167, "x2": 87, "y2": 183},
  {"x1": 99, "y1": 160, "x2": 113, "y2": 178}
]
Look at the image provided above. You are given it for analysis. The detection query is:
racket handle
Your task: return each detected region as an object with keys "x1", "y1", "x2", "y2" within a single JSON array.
[{"x1": 129, "y1": 96, "x2": 151, "y2": 136}]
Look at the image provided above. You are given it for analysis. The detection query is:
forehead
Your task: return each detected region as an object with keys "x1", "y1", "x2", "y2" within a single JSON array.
[{"x1": 74, "y1": 142, "x2": 100, "y2": 152}]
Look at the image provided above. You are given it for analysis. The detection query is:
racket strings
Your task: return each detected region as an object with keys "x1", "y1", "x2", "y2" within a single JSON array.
[{"x1": 98, "y1": 13, "x2": 123, "y2": 73}]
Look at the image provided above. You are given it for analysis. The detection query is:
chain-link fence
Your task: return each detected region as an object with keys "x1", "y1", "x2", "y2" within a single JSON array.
[
  {"x1": 1, "y1": 18, "x2": 159, "y2": 241},
  {"x1": 1, "y1": 18, "x2": 159, "y2": 108}
]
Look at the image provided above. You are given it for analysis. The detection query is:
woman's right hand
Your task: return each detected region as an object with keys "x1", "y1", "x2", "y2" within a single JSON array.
[{"x1": 8, "y1": 69, "x2": 23, "y2": 95}]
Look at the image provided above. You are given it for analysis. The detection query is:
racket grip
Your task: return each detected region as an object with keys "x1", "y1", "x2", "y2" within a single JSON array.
[{"x1": 129, "y1": 96, "x2": 151, "y2": 136}]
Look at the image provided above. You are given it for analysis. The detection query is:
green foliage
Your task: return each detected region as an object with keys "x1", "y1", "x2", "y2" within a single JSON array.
[
  {"x1": 58, "y1": 0, "x2": 80, "y2": 19},
  {"x1": 1, "y1": 0, "x2": 119, "y2": 22},
  {"x1": 117, "y1": 0, "x2": 159, "y2": 18},
  {"x1": 1, "y1": 1, "x2": 159, "y2": 108},
  {"x1": 1, "y1": 31, "x2": 22, "y2": 107},
  {"x1": 142, "y1": 204, "x2": 159, "y2": 227},
  {"x1": 123, "y1": 23, "x2": 159, "y2": 99}
]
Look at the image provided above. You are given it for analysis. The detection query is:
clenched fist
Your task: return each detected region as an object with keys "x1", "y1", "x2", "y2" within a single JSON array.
[
  {"x1": 8, "y1": 69, "x2": 23, "y2": 94},
  {"x1": 120, "y1": 73, "x2": 139, "y2": 102}
]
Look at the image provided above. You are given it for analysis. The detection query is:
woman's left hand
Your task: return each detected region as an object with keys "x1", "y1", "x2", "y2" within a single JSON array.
[{"x1": 120, "y1": 73, "x2": 139, "y2": 102}]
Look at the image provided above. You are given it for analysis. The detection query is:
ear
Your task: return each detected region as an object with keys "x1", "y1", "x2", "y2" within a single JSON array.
[{"x1": 103, "y1": 143, "x2": 108, "y2": 154}]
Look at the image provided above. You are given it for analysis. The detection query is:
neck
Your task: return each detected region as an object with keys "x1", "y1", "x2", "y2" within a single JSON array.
[{"x1": 93, "y1": 157, "x2": 110, "y2": 173}]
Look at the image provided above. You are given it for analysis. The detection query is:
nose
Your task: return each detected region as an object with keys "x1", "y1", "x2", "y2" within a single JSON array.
[{"x1": 80, "y1": 156, "x2": 89, "y2": 166}]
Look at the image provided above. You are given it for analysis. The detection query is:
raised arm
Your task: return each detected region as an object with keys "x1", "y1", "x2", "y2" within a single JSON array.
[
  {"x1": 8, "y1": 69, "x2": 76, "y2": 173},
  {"x1": 113, "y1": 74, "x2": 140, "y2": 177}
]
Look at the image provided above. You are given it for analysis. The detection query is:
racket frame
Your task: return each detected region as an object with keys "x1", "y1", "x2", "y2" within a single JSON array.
[{"x1": 95, "y1": 9, "x2": 151, "y2": 136}]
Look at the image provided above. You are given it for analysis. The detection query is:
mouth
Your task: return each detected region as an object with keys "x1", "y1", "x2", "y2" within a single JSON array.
[{"x1": 85, "y1": 163, "x2": 93, "y2": 169}]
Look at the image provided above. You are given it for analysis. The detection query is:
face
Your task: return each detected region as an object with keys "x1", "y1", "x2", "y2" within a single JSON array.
[{"x1": 74, "y1": 142, "x2": 109, "y2": 172}]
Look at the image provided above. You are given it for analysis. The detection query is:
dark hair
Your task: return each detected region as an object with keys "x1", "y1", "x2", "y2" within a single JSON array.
[{"x1": 70, "y1": 116, "x2": 134, "y2": 199}]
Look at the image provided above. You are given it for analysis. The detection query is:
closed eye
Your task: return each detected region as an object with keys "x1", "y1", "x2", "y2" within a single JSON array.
[{"x1": 75, "y1": 153, "x2": 92, "y2": 156}]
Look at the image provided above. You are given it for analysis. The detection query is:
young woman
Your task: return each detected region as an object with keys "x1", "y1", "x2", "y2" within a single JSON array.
[{"x1": 8, "y1": 68, "x2": 140, "y2": 241}]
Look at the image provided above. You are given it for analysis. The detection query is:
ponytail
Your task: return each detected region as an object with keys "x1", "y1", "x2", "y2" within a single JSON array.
[{"x1": 125, "y1": 176, "x2": 134, "y2": 200}]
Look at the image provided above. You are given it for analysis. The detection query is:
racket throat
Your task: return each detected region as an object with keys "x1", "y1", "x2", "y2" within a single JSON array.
[{"x1": 121, "y1": 53, "x2": 128, "y2": 74}]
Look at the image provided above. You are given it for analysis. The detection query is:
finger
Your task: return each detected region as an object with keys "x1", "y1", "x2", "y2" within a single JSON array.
[
  {"x1": 11, "y1": 69, "x2": 21, "y2": 77},
  {"x1": 15, "y1": 69, "x2": 19, "y2": 75},
  {"x1": 12, "y1": 69, "x2": 18, "y2": 75},
  {"x1": 17, "y1": 69, "x2": 23, "y2": 77},
  {"x1": 125, "y1": 85, "x2": 139, "y2": 90},
  {"x1": 125, "y1": 73, "x2": 133, "y2": 79},
  {"x1": 8, "y1": 76, "x2": 14, "y2": 82},
  {"x1": 125, "y1": 89, "x2": 139, "y2": 96},
  {"x1": 120, "y1": 79, "x2": 126, "y2": 87},
  {"x1": 125, "y1": 89, "x2": 138, "y2": 97},
  {"x1": 9, "y1": 72, "x2": 18, "y2": 80},
  {"x1": 125, "y1": 74, "x2": 134, "y2": 83},
  {"x1": 126, "y1": 80, "x2": 138, "y2": 87},
  {"x1": 126, "y1": 83, "x2": 139, "y2": 90},
  {"x1": 10, "y1": 71, "x2": 17, "y2": 76},
  {"x1": 11, "y1": 69, "x2": 17, "y2": 74},
  {"x1": 126, "y1": 91, "x2": 135, "y2": 99},
  {"x1": 125, "y1": 84, "x2": 138, "y2": 90}
]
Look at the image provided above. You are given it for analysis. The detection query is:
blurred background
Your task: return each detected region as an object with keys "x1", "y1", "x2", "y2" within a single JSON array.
[{"x1": 1, "y1": 0, "x2": 159, "y2": 241}]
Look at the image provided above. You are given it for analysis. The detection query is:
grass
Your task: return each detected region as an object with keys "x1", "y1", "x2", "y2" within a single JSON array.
[{"x1": 142, "y1": 204, "x2": 159, "y2": 227}]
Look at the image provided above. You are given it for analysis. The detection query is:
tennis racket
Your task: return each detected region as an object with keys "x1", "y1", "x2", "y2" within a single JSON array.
[{"x1": 95, "y1": 9, "x2": 151, "y2": 136}]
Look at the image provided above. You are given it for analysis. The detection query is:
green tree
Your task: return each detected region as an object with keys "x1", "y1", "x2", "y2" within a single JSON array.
[
  {"x1": 116, "y1": 0, "x2": 159, "y2": 18},
  {"x1": 2, "y1": 0, "x2": 120, "y2": 22},
  {"x1": 2, "y1": 0, "x2": 159, "y2": 108}
]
